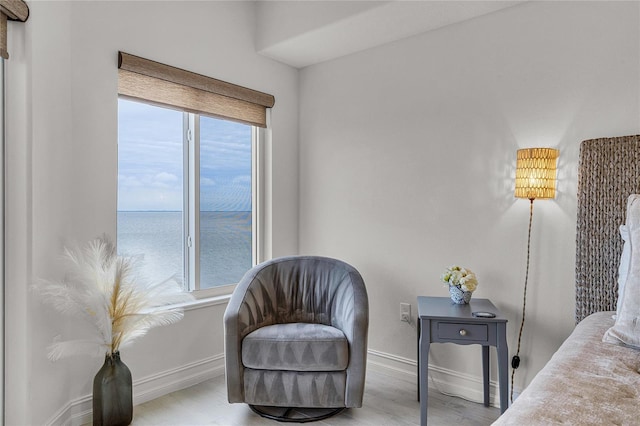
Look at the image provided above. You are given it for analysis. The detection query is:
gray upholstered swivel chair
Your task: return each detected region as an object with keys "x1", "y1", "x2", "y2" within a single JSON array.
[{"x1": 224, "y1": 256, "x2": 369, "y2": 421}]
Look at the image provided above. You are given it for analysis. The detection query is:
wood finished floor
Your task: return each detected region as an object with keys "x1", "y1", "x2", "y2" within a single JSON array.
[{"x1": 129, "y1": 369, "x2": 500, "y2": 426}]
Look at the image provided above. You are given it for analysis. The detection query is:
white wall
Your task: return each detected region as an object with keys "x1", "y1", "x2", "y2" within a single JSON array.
[
  {"x1": 5, "y1": 1, "x2": 298, "y2": 424},
  {"x1": 299, "y1": 0, "x2": 640, "y2": 397}
]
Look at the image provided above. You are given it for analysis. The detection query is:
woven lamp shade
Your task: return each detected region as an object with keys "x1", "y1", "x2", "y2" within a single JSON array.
[{"x1": 515, "y1": 148, "x2": 559, "y2": 199}]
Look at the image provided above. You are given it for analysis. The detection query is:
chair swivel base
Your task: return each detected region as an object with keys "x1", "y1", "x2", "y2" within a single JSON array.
[{"x1": 249, "y1": 405, "x2": 345, "y2": 423}]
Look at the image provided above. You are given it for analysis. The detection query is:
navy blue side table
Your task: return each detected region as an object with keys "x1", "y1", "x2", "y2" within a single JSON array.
[{"x1": 417, "y1": 296, "x2": 509, "y2": 425}]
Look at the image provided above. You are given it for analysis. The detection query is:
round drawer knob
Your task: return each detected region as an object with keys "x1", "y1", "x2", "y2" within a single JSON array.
[{"x1": 459, "y1": 329, "x2": 467, "y2": 336}]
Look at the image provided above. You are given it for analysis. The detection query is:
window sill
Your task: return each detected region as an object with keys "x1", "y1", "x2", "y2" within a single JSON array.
[{"x1": 172, "y1": 293, "x2": 232, "y2": 312}]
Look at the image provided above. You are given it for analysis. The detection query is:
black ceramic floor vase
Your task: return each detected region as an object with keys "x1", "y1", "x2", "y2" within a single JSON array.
[{"x1": 93, "y1": 351, "x2": 133, "y2": 426}]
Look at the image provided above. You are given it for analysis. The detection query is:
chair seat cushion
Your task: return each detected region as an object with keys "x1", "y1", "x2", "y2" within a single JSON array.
[{"x1": 242, "y1": 323, "x2": 349, "y2": 371}]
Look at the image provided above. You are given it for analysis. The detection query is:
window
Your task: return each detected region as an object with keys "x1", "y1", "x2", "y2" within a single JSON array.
[
  {"x1": 117, "y1": 100, "x2": 185, "y2": 286},
  {"x1": 198, "y1": 116, "x2": 254, "y2": 289},
  {"x1": 116, "y1": 52, "x2": 273, "y2": 296},
  {"x1": 118, "y1": 99, "x2": 258, "y2": 295}
]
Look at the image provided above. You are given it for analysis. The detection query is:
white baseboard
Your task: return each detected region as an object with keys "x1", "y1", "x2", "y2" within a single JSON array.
[
  {"x1": 366, "y1": 348, "x2": 502, "y2": 408},
  {"x1": 133, "y1": 353, "x2": 225, "y2": 404},
  {"x1": 48, "y1": 348, "x2": 511, "y2": 425},
  {"x1": 47, "y1": 354, "x2": 225, "y2": 426},
  {"x1": 367, "y1": 348, "x2": 417, "y2": 383}
]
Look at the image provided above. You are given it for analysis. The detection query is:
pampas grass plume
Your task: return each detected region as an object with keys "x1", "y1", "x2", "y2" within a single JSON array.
[{"x1": 33, "y1": 236, "x2": 195, "y2": 361}]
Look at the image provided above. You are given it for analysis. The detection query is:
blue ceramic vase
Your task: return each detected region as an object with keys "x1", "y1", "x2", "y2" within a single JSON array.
[{"x1": 449, "y1": 285, "x2": 472, "y2": 304}]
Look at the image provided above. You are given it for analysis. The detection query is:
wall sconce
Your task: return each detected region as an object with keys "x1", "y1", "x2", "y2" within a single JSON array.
[
  {"x1": 515, "y1": 148, "x2": 560, "y2": 200},
  {"x1": 511, "y1": 147, "x2": 559, "y2": 401}
]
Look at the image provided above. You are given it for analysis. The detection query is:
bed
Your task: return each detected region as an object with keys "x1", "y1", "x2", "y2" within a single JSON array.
[{"x1": 494, "y1": 135, "x2": 640, "y2": 425}]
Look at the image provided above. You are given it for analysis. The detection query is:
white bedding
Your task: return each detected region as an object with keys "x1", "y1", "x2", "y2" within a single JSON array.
[{"x1": 494, "y1": 311, "x2": 640, "y2": 425}]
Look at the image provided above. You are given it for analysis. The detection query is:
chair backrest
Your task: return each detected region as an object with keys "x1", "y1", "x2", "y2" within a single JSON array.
[{"x1": 237, "y1": 256, "x2": 362, "y2": 327}]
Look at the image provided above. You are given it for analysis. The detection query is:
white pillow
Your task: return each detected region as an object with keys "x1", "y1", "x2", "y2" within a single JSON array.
[
  {"x1": 604, "y1": 194, "x2": 640, "y2": 347},
  {"x1": 615, "y1": 224, "x2": 631, "y2": 318}
]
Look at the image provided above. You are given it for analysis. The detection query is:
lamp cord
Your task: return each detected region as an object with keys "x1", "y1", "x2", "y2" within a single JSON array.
[{"x1": 510, "y1": 198, "x2": 534, "y2": 403}]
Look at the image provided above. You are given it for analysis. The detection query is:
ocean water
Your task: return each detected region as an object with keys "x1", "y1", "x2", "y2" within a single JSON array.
[{"x1": 117, "y1": 211, "x2": 252, "y2": 289}]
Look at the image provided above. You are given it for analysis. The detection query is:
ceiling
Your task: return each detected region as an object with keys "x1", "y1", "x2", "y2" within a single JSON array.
[{"x1": 255, "y1": 1, "x2": 527, "y2": 69}]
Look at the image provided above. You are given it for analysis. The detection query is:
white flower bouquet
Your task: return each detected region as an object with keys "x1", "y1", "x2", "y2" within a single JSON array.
[{"x1": 440, "y1": 265, "x2": 478, "y2": 293}]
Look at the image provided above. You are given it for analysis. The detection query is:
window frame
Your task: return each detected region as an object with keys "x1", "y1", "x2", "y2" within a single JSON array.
[
  {"x1": 193, "y1": 125, "x2": 264, "y2": 299},
  {"x1": 185, "y1": 112, "x2": 264, "y2": 298},
  {"x1": 117, "y1": 97, "x2": 264, "y2": 298}
]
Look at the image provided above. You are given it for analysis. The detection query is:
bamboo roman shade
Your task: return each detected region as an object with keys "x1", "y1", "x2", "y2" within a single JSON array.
[
  {"x1": 118, "y1": 52, "x2": 275, "y2": 128},
  {"x1": 0, "y1": 0, "x2": 30, "y2": 60}
]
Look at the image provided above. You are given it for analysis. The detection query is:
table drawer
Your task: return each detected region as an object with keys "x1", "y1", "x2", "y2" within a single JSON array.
[{"x1": 437, "y1": 322, "x2": 488, "y2": 341}]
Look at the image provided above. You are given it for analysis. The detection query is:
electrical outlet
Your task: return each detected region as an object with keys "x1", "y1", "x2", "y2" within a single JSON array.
[{"x1": 400, "y1": 303, "x2": 411, "y2": 322}]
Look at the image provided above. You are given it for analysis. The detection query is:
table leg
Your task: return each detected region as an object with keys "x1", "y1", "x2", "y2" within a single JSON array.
[
  {"x1": 417, "y1": 318, "x2": 420, "y2": 401},
  {"x1": 496, "y1": 322, "x2": 509, "y2": 414},
  {"x1": 482, "y1": 345, "x2": 489, "y2": 407},
  {"x1": 419, "y1": 318, "x2": 431, "y2": 426}
]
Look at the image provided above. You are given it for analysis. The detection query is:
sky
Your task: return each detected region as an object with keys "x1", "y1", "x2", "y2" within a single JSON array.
[{"x1": 117, "y1": 98, "x2": 252, "y2": 212}]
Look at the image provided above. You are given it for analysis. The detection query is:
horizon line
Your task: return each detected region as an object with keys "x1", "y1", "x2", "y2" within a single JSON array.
[{"x1": 117, "y1": 210, "x2": 251, "y2": 213}]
